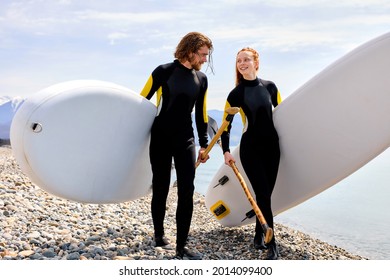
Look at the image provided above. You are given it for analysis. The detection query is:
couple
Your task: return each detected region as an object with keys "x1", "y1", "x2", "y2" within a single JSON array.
[{"x1": 140, "y1": 32, "x2": 281, "y2": 260}]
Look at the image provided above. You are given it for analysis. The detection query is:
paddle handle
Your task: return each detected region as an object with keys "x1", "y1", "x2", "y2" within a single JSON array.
[
  {"x1": 195, "y1": 119, "x2": 233, "y2": 169},
  {"x1": 195, "y1": 107, "x2": 240, "y2": 169},
  {"x1": 229, "y1": 161, "x2": 273, "y2": 243}
]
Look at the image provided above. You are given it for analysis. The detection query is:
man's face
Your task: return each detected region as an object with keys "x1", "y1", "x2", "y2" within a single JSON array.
[{"x1": 190, "y1": 45, "x2": 209, "y2": 71}]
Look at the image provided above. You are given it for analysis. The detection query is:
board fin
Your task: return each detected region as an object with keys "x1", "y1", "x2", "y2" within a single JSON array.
[
  {"x1": 212, "y1": 175, "x2": 229, "y2": 188},
  {"x1": 241, "y1": 209, "x2": 256, "y2": 222}
]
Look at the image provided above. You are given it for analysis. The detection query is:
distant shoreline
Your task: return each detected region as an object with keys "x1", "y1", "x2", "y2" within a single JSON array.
[{"x1": 0, "y1": 140, "x2": 11, "y2": 146}]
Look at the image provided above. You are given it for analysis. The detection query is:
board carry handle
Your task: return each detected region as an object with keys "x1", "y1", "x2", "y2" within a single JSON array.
[
  {"x1": 195, "y1": 107, "x2": 240, "y2": 168},
  {"x1": 229, "y1": 161, "x2": 273, "y2": 244}
]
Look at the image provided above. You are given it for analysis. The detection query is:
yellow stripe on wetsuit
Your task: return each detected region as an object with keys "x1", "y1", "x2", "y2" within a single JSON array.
[
  {"x1": 223, "y1": 101, "x2": 246, "y2": 132},
  {"x1": 140, "y1": 75, "x2": 163, "y2": 108}
]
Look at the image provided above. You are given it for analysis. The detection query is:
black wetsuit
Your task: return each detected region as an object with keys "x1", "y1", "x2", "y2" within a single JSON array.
[
  {"x1": 140, "y1": 59, "x2": 208, "y2": 249},
  {"x1": 221, "y1": 77, "x2": 281, "y2": 243}
]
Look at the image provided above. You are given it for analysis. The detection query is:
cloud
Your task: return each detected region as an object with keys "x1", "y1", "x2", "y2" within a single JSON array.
[
  {"x1": 1, "y1": 0, "x2": 389, "y2": 108},
  {"x1": 75, "y1": 10, "x2": 176, "y2": 24},
  {"x1": 108, "y1": 32, "x2": 130, "y2": 45},
  {"x1": 2, "y1": 0, "x2": 388, "y2": 51},
  {"x1": 264, "y1": 0, "x2": 390, "y2": 8}
]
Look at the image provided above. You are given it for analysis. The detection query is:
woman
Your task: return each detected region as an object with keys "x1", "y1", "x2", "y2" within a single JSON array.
[{"x1": 221, "y1": 47, "x2": 281, "y2": 260}]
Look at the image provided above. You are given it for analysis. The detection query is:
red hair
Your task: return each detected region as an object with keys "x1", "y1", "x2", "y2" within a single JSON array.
[{"x1": 235, "y1": 47, "x2": 260, "y2": 86}]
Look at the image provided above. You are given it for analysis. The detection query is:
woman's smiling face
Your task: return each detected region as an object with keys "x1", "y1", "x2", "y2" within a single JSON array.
[{"x1": 236, "y1": 50, "x2": 259, "y2": 79}]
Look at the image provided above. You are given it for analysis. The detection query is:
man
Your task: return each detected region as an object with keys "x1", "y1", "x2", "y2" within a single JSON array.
[{"x1": 140, "y1": 32, "x2": 213, "y2": 259}]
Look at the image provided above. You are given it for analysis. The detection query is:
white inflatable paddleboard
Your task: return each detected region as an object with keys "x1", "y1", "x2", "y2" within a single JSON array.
[
  {"x1": 205, "y1": 32, "x2": 390, "y2": 227},
  {"x1": 10, "y1": 80, "x2": 156, "y2": 203}
]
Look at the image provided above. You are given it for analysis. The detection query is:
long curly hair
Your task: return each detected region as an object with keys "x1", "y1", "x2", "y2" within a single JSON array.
[{"x1": 174, "y1": 32, "x2": 214, "y2": 73}]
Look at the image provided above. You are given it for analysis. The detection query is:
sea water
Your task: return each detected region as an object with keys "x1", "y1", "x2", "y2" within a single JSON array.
[{"x1": 193, "y1": 146, "x2": 390, "y2": 260}]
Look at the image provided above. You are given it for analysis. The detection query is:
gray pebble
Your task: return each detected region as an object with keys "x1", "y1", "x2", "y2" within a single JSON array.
[{"x1": 0, "y1": 146, "x2": 367, "y2": 260}]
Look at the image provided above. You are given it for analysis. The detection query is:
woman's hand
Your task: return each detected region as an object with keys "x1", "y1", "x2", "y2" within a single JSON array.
[{"x1": 224, "y1": 151, "x2": 235, "y2": 166}]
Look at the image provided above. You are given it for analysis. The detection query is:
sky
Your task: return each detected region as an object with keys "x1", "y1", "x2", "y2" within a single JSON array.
[{"x1": 0, "y1": 0, "x2": 389, "y2": 109}]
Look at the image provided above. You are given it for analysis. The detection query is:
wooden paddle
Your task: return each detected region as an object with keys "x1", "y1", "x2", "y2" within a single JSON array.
[
  {"x1": 207, "y1": 114, "x2": 273, "y2": 243},
  {"x1": 229, "y1": 161, "x2": 273, "y2": 244},
  {"x1": 195, "y1": 107, "x2": 240, "y2": 168}
]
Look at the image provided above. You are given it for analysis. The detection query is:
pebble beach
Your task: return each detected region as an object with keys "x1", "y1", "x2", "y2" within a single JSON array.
[{"x1": 0, "y1": 145, "x2": 367, "y2": 260}]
